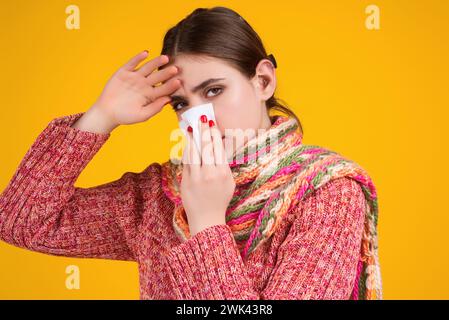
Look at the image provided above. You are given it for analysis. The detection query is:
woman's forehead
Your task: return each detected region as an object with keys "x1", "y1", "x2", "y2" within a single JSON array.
[
  {"x1": 166, "y1": 54, "x2": 235, "y2": 71},
  {"x1": 161, "y1": 55, "x2": 237, "y2": 85}
]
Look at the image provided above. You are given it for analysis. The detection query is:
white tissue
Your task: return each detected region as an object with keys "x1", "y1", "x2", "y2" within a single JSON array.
[{"x1": 178, "y1": 102, "x2": 217, "y2": 152}]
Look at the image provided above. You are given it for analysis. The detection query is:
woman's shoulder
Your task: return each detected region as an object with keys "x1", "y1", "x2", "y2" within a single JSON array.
[
  {"x1": 111, "y1": 161, "x2": 166, "y2": 204},
  {"x1": 135, "y1": 161, "x2": 164, "y2": 193},
  {"x1": 292, "y1": 176, "x2": 367, "y2": 227},
  {"x1": 317, "y1": 176, "x2": 366, "y2": 201},
  {"x1": 119, "y1": 161, "x2": 176, "y2": 220}
]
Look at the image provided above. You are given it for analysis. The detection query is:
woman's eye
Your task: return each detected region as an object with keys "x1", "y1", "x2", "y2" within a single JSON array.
[
  {"x1": 172, "y1": 87, "x2": 223, "y2": 111},
  {"x1": 206, "y1": 87, "x2": 223, "y2": 97},
  {"x1": 172, "y1": 102, "x2": 185, "y2": 111}
]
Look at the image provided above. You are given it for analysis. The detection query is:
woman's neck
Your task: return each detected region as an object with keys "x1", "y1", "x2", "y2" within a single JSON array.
[{"x1": 260, "y1": 113, "x2": 273, "y2": 130}]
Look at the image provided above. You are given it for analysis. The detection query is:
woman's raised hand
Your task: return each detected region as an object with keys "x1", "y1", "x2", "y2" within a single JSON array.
[{"x1": 72, "y1": 50, "x2": 181, "y2": 134}]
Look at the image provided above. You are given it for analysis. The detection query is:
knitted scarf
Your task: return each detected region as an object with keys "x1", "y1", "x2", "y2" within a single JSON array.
[{"x1": 161, "y1": 115, "x2": 382, "y2": 300}]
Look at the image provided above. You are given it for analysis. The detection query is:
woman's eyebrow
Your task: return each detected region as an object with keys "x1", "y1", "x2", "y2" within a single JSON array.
[{"x1": 170, "y1": 78, "x2": 226, "y2": 100}]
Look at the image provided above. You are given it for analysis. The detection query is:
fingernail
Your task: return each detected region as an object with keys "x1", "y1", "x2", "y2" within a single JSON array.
[
  {"x1": 209, "y1": 120, "x2": 215, "y2": 127},
  {"x1": 200, "y1": 115, "x2": 208, "y2": 123},
  {"x1": 187, "y1": 126, "x2": 193, "y2": 133}
]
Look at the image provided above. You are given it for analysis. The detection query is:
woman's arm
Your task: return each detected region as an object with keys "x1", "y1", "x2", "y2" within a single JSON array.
[
  {"x1": 0, "y1": 50, "x2": 182, "y2": 261},
  {"x1": 161, "y1": 176, "x2": 366, "y2": 299},
  {"x1": 0, "y1": 113, "x2": 147, "y2": 261}
]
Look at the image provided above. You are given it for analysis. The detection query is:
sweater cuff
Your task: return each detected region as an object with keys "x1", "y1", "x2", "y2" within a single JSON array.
[
  {"x1": 50, "y1": 112, "x2": 111, "y2": 146},
  {"x1": 163, "y1": 224, "x2": 259, "y2": 300},
  {"x1": 39, "y1": 112, "x2": 111, "y2": 179}
]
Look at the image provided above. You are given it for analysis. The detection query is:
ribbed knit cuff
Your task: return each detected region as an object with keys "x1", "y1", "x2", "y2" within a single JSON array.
[
  {"x1": 50, "y1": 112, "x2": 111, "y2": 152},
  {"x1": 37, "y1": 112, "x2": 111, "y2": 180},
  {"x1": 163, "y1": 224, "x2": 259, "y2": 300}
]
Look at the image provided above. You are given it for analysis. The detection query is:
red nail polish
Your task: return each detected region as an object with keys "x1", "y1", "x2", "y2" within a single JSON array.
[
  {"x1": 200, "y1": 115, "x2": 208, "y2": 123},
  {"x1": 187, "y1": 126, "x2": 193, "y2": 132},
  {"x1": 209, "y1": 120, "x2": 215, "y2": 127}
]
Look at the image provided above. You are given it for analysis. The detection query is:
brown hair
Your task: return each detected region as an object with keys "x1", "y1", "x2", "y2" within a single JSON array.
[{"x1": 159, "y1": 6, "x2": 303, "y2": 134}]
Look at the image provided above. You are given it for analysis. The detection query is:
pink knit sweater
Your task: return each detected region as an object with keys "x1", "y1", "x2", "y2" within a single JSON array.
[{"x1": 0, "y1": 113, "x2": 367, "y2": 300}]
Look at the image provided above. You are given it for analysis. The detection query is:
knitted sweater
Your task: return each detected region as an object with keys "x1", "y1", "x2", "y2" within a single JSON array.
[{"x1": 0, "y1": 113, "x2": 367, "y2": 300}]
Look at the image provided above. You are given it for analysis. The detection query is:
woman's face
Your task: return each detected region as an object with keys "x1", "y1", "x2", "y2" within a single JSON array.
[{"x1": 163, "y1": 54, "x2": 276, "y2": 153}]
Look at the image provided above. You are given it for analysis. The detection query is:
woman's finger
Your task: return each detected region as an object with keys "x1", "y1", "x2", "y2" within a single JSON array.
[
  {"x1": 135, "y1": 55, "x2": 170, "y2": 76},
  {"x1": 146, "y1": 65, "x2": 178, "y2": 85},
  {"x1": 181, "y1": 128, "x2": 190, "y2": 168},
  {"x1": 188, "y1": 125, "x2": 201, "y2": 180},
  {"x1": 138, "y1": 75, "x2": 180, "y2": 107},
  {"x1": 150, "y1": 77, "x2": 182, "y2": 99},
  {"x1": 181, "y1": 132, "x2": 190, "y2": 180},
  {"x1": 199, "y1": 117, "x2": 214, "y2": 166},
  {"x1": 121, "y1": 50, "x2": 150, "y2": 71},
  {"x1": 138, "y1": 96, "x2": 172, "y2": 120},
  {"x1": 209, "y1": 121, "x2": 227, "y2": 166}
]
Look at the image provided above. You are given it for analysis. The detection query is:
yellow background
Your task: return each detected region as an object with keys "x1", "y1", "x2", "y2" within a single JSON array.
[{"x1": 0, "y1": 0, "x2": 448, "y2": 299}]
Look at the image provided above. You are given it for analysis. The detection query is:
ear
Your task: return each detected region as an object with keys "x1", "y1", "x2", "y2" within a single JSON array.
[{"x1": 251, "y1": 57, "x2": 277, "y2": 101}]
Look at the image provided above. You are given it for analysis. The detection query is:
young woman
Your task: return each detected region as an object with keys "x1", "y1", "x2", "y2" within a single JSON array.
[{"x1": 0, "y1": 6, "x2": 382, "y2": 300}]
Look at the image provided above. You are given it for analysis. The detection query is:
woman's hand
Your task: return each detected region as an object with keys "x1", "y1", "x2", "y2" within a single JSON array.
[
  {"x1": 72, "y1": 50, "x2": 181, "y2": 134},
  {"x1": 180, "y1": 116, "x2": 236, "y2": 237}
]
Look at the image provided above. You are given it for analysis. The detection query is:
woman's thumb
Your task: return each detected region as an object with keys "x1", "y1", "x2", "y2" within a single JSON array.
[{"x1": 140, "y1": 96, "x2": 171, "y2": 120}]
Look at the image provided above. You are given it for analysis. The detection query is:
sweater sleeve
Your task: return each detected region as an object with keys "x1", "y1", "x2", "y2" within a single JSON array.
[
  {"x1": 161, "y1": 176, "x2": 366, "y2": 300},
  {"x1": 0, "y1": 112, "x2": 144, "y2": 261}
]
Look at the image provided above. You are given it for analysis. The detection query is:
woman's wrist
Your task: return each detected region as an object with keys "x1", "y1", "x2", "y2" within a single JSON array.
[
  {"x1": 71, "y1": 103, "x2": 119, "y2": 134},
  {"x1": 189, "y1": 216, "x2": 227, "y2": 237}
]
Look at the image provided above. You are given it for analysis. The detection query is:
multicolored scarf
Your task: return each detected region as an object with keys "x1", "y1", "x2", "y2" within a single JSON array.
[{"x1": 161, "y1": 115, "x2": 382, "y2": 300}]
